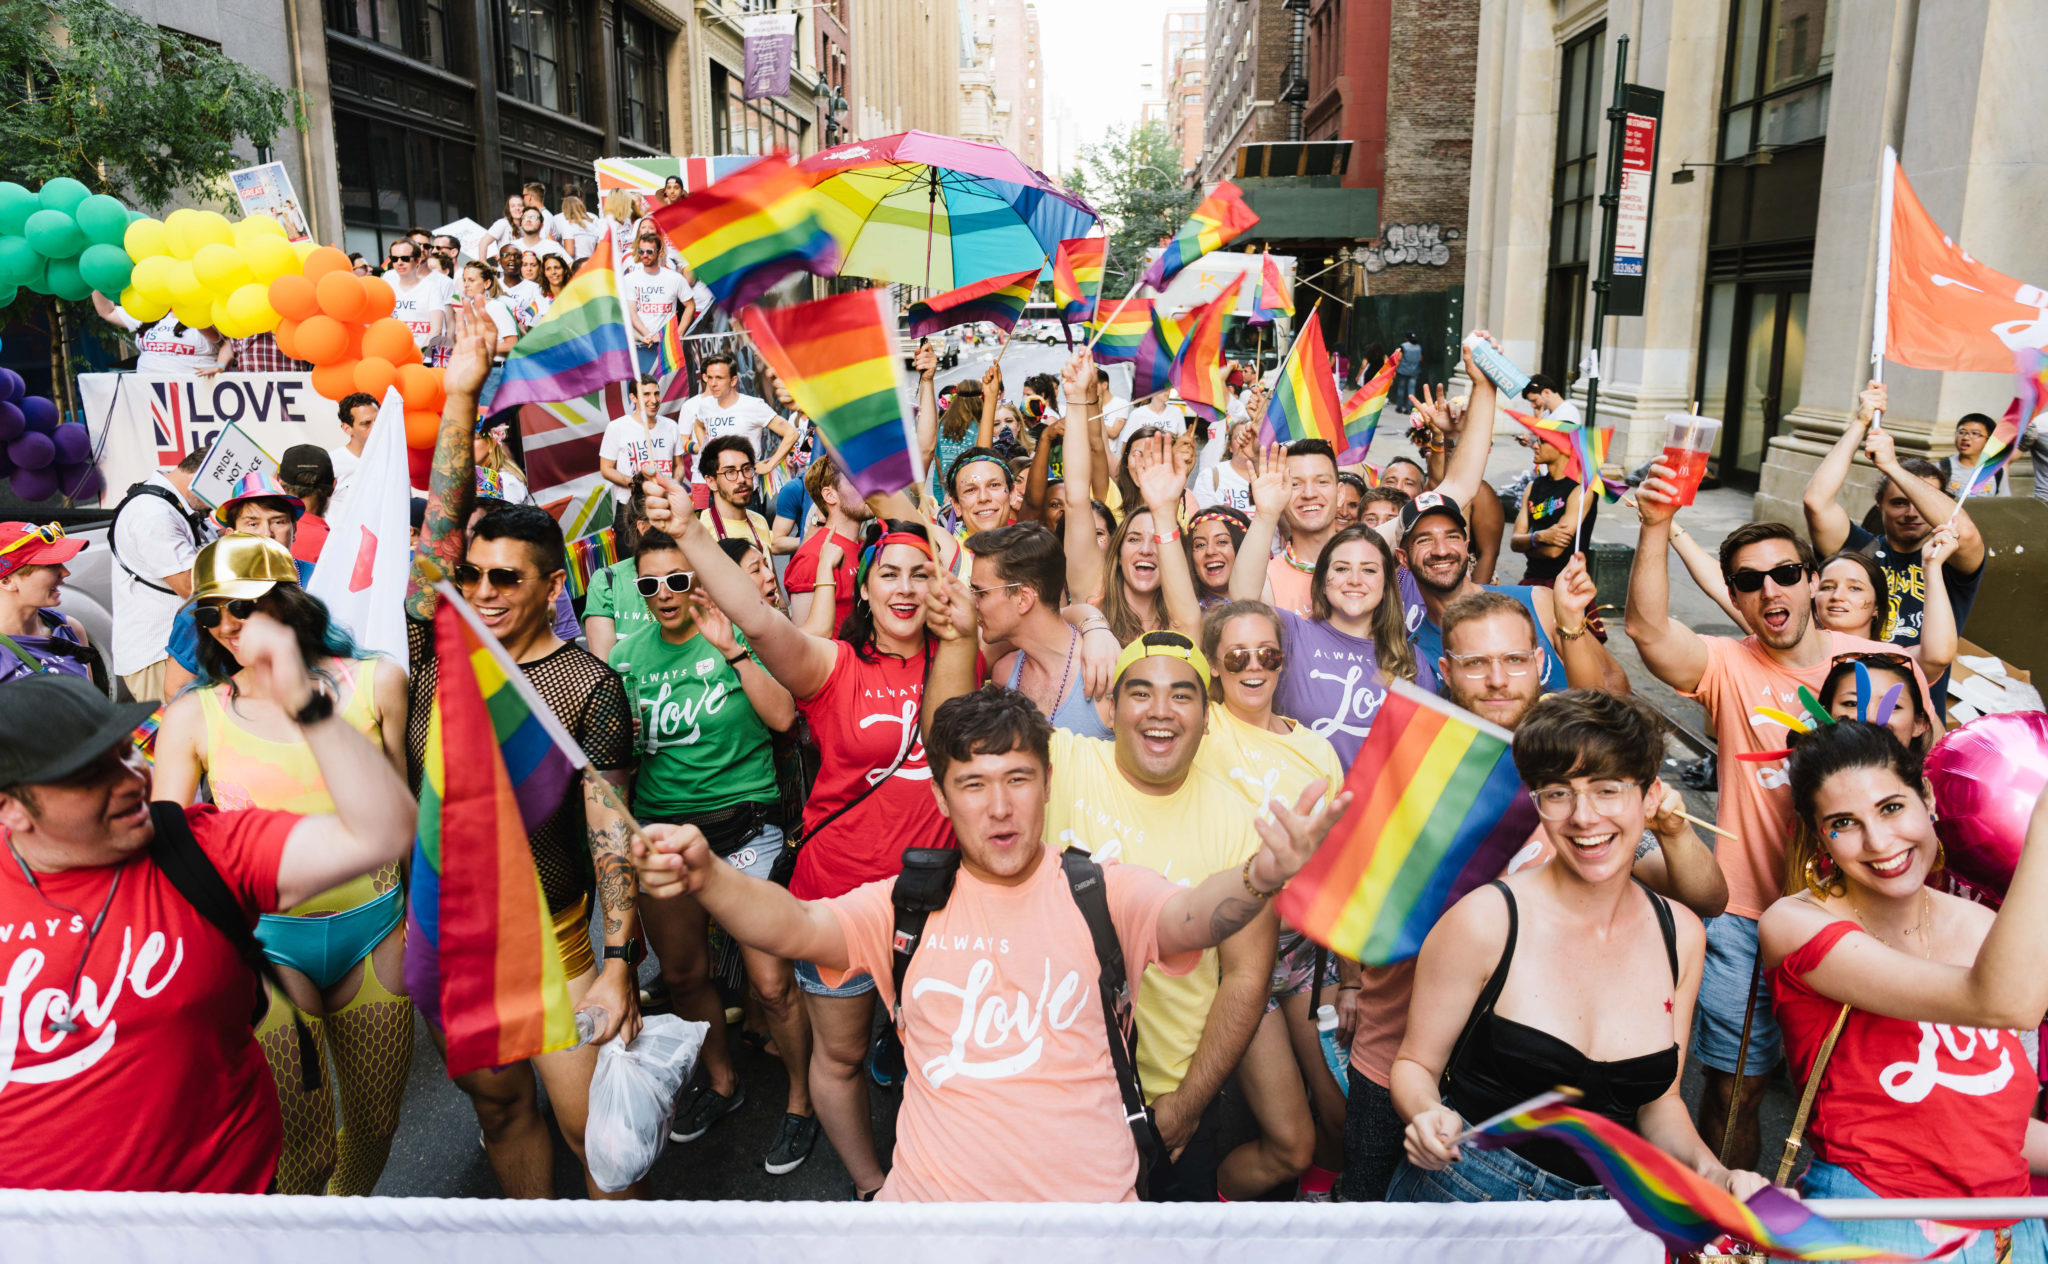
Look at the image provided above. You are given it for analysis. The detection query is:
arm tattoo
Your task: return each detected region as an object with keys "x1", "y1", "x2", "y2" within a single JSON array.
[
  {"x1": 1208, "y1": 896, "x2": 1265, "y2": 943},
  {"x1": 406, "y1": 392, "x2": 479, "y2": 621},
  {"x1": 582, "y1": 770, "x2": 640, "y2": 939}
]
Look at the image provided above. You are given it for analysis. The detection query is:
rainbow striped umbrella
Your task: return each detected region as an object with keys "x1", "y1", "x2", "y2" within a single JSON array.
[{"x1": 800, "y1": 131, "x2": 1098, "y2": 291}]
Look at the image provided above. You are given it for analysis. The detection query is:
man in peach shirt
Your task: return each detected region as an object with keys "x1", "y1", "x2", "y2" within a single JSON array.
[{"x1": 631, "y1": 686, "x2": 1349, "y2": 1202}]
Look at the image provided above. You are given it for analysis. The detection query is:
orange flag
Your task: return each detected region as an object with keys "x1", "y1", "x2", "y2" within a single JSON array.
[{"x1": 1878, "y1": 146, "x2": 2048, "y2": 372}]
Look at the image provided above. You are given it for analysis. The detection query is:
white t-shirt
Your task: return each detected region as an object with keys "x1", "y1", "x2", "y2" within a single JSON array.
[
  {"x1": 110, "y1": 309, "x2": 220, "y2": 375},
  {"x1": 687, "y1": 393, "x2": 781, "y2": 461},
  {"x1": 110, "y1": 473, "x2": 213, "y2": 674},
  {"x1": 1125, "y1": 400, "x2": 1186, "y2": 438},
  {"x1": 622, "y1": 266, "x2": 686, "y2": 336},
  {"x1": 600, "y1": 414, "x2": 682, "y2": 503},
  {"x1": 327, "y1": 443, "x2": 364, "y2": 520},
  {"x1": 511, "y1": 235, "x2": 569, "y2": 262},
  {"x1": 1545, "y1": 399, "x2": 1584, "y2": 426},
  {"x1": 390, "y1": 274, "x2": 453, "y2": 347},
  {"x1": 501, "y1": 277, "x2": 543, "y2": 310},
  {"x1": 556, "y1": 217, "x2": 601, "y2": 259},
  {"x1": 1192, "y1": 460, "x2": 1253, "y2": 512},
  {"x1": 1196, "y1": 425, "x2": 1230, "y2": 476},
  {"x1": 481, "y1": 296, "x2": 520, "y2": 342}
]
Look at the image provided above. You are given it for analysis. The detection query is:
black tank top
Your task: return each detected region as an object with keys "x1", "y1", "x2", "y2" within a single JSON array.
[{"x1": 1440, "y1": 879, "x2": 1681, "y2": 1185}]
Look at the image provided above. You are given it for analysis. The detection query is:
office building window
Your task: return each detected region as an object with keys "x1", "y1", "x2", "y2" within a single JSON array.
[
  {"x1": 1541, "y1": 26, "x2": 1604, "y2": 386},
  {"x1": 711, "y1": 64, "x2": 807, "y2": 156},
  {"x1": 616, "y1": 6, "x2": 668, "y2": 148},
  {"x1": 327, "y1": 0, "x2": 451, "y2": 69},
  {"x1": 335, "y1": 110, "x2": 476, "y2": 260},
  {"x1": 500, "y1": 0, "x2": 586, "y2": 118},
  {"x1": 1720, "y1": 0, "x2": 1835, "y2": 159}
]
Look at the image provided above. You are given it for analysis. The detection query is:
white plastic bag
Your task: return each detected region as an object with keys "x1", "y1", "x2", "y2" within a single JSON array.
[{"x1": 583, "y1": 1013, "x2": 709, "y2": 1191}]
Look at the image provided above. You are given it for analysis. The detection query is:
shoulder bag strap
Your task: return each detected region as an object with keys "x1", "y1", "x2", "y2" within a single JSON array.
[
  {"x1": 1060, "y1": 847, "x2": 1164, "y2": 1192},
  {"x1": 791, "y1": 646, "x2": 930, "y2": 846},
  {"x1": 109, "y1": 484, "x2": 191, "y2": 596},
  {"x1": 1776, "y1": 1004, "x2": 1852, "y2": 1187},
  {"x1": 1440, "y1": 880, "x2": 1517, "y2": 1097}
]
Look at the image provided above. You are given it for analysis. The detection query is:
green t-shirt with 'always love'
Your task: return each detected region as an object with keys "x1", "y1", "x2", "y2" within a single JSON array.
[{"x1": 607, "y1": 623, "x2": 778, "y2": 817}]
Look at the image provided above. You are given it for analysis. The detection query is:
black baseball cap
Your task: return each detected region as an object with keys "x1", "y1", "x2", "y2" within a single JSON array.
[
  {"x1": 279, "y1": 444, "x2": 335, "y2": 488},
  {"x1": 1398, "y1": 490, "x2": 1469, "y2": 541},
  {"x1": 0, "y1": 677, "x2": 157, "y2": 787}
]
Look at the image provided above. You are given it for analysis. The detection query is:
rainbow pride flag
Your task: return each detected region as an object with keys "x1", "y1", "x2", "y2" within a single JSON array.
[
  {"x1": 1089, "y1": 295, "x2": 1155, "y2": 365},
  {"x1": 1505, "y1": 408, "x2": 1585, "y2": 479},
  {"x1": 1337, "y1": 349, "x2": 1400, "y2": 464},
  {"x1": 1261, "y1": 305, "x2": 1343, "y2": 449},
  {"x1": 1249, "y1": 250, "x2": 1293, "y2": 325},
  {"x1": 649, "y1": 153, "x2": 839, "y2": 311},
  {"x1": 741, "y1": 288, "x2": 916, "y2": 497},
  {"x1": 1171, "y1": 274, "x2": 1243, "y2": 420},
  {"x1": 564, "y1": 528, "x2": 618, "y2": 602},
  {"x1": 1053, "y1": 236, "x2": 1105, "y2": 328},
  {"x1": 1575, "y1": 421, "x2": 1622, "y2": 502},
  {"x1": 1128, "y1": 304, "x2": 1190, "y2": 401},
  {"x1": 1276, "y1": 681, "x2": 1540, "y2": 965},
  {"x1": 1143, "y1": 181, "x2": 1260, "y2": 289},
  {"x1": 486, "y1": 228, "x2": 637, "y2": 412},
  {"x1": 1474, "y1": 1100, "x2": 1959, "y2": 1260},
  {"x1": 907, "y1": 267, "x2": 1039, "y2": 338},
  {"x1": 653, "y1": 316, "x2": 684, "y2": 379},
  {"x1": 409, "y1": 584, "x2": 583, "y2": 1078}
]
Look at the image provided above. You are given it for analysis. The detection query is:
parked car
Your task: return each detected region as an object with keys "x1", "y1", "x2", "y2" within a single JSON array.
[{"x1": 897, "y1": 321, "x2": 961, "y2": 370}]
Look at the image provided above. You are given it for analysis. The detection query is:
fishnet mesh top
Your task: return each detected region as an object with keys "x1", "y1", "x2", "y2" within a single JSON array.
[{"x1": 407, "y1": 616, "x2": 633, "y2": 914}]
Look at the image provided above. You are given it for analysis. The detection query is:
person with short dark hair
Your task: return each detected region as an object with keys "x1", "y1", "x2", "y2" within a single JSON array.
[
  {"x1": 1521, "y1": 373, "x2": 1581, "y2": 426},
  {"x1": 1380, "y1": 455, "x2": 1427, "y2": 499},
  {"x1": 783, "y1": 452, "x2": 874, "y2": 637},
  {"x1": 1356, "y1": 486, "x2": 1409, "y2": 530},
  {"x1": 683, "y1": 353, "x2": 799, "y2": 473},
  {"x1": 969, "y1": 522, "x2": 1113, "y2": 738},
  {"x1": 278, "y1": 444, "x2": 336, "y2": 564},
  {"x1": 699, "y1": 433, "x2": 784, "y2": 554},
  {"x1": 600, "y1": 377, "x2": 681, "y2": 508},
  {"x1": 1939, "y1": 412, "x2": 2006, "y2": 499},
  {"x1": 947, "y1": 444, "x2": 1015, "y2": 536},
  {"x1": 1186, "y1": 504, "x2": 1249, "y2": 606},
  {"x1": 1509, "y1": 419, "x2": 1594, "y2": 586},
  {"x1": 1333, "y1": 471, "x2": 1368, "y2": 529}
]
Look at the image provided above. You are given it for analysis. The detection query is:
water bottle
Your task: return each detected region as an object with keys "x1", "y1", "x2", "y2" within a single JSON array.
[
  {"x1": 1462, "y1": 333, "x2": 1531, "y2": 400},
  {"x1": 574, "y1": 1007, "x2": 609, "y2": 1048},
  {"x1": 1316, "y1": 1004, "x2": 1350, "y2": 1097}
]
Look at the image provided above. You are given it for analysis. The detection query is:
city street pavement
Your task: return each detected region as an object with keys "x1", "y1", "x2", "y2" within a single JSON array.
[{"x1": 373, "y1": 389, "x2": 1788, "y2": 1199}]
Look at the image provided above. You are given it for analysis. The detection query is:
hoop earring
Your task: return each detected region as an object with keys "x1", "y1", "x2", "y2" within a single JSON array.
[
  {"x1": 1932, "y1": 841, "x2": 1947, "y2": 874},
  {"x1": 1803, "y1": 852, "x2": 1845, "y2": 900}
]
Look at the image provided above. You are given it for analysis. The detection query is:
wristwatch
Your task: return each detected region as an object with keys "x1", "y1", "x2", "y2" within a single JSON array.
[
  {"x1": 603, "y1": 941, "x2": 646, "y2": 966},
  {"x1": 291, "y1": 692, "x2": 335, "y2": 726}
]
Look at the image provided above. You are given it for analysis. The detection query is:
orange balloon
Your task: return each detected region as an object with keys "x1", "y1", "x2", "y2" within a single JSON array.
[
  {"x1": 361, "y1": 317, "x2": 415, "y2": 366},
  {"x1": 268, "y1": 273, "x2": 318, "y2": 322},
  {"x1": 361, "y1": 276, "x2": 396, "y2": 320},
  {"x1": 345, "y1": 320, "x2": 366, "y2": 360},
  {"x1": 315, "y1": 271, "x2": 367, "y2": 322},
  {"x1": 353, "y1": 357, "x2": 400, "y2": 400},
  {"x1": 272, "y1": 317, "x2": 300, "y2": 361},
  {"x1": 303, "y1": 246, "x2": 352, "y2": 283},
  {"x1": 405, "y1": 409, "x2": 441, "y2": 450},
  {"x1": 396, "y1": 363, "x2": 441, "y2": 411},
  {"x1": 295, "y1": 314, "x2": 348, "y2": 366},
  {"x1": 310, "y1": 358, "x2": 361, "y2": 401}
]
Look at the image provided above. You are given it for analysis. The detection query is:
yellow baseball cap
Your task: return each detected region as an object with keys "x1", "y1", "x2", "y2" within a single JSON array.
[{"x1": 1112, "y1": 630, "x2": 1211, "y2": 690}]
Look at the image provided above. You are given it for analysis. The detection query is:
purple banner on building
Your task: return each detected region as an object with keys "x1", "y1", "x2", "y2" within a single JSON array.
[{"x1": 743, "y1": 13, "x2": 797, "y2": 100}]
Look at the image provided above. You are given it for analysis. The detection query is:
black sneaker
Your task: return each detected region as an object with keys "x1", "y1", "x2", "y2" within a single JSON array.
[
  {"x1": 670, "y1": 1084, "x2": 744, "y2": 1142},
  {"x1": 763, "y1": 1112, "x2": 820, "y2": 1175}
]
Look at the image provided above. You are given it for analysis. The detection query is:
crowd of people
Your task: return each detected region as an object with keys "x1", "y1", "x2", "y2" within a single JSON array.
[{"x1": 5, "y1": 227, "x2": 2045, "y2": 1254}]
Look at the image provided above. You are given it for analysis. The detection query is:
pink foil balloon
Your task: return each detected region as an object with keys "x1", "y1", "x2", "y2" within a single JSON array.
[{"x1": 1927, "y1": 710, "x2": 2048, "y2": 899}]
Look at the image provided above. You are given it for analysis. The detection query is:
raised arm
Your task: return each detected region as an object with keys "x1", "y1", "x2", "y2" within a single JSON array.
[
  {"x1": 690, "y1": 592, "x2": 796, "y2": 732},
  {"x1": 1624, "y1": 461, "x2": 1710, "y2": 693},
  {"x1": 975, "y1": 363, "x2": 1002, "y2": 448},
  {"x1": 1230, "y1": 443, "x2": 1290, "y2": 602},
  {"x1": 1803, "y1": 380, "x2": 1882, "y2": 557},
  {"x1": 1129, "y1": 435, "x2": 1203, "y2": 637},
  {"x1": 1432, "y1": 334, "x2": 1500, "y2": 511},
  {"x1": 1864, "y1": 426, "x2": 1985, "y2": 573},
  {"x1": 1059, "y1": 354, "x2": 1108, "y2": 607},
  {"x1": 1544, "y1": 553, "x2": 1632, "y2": 696},
  {"x1": 1019, "y1": 414, "x2": 1059, "y2": 524},
  {"x1": 797, "y1": 538, "x2": 846, "y2": 639},
  {"x1": 631, "y1": 824, "x2": 849, "y2": 969},
  {"x1": 1630, "y1": 784, "x2": 1729, "y2": 920},
  {"x1": 1912, "y1": 525, "x2": 1959, "y2": 681},
  {"x1": 918, "y1": 571, "x2": 982, "y2": 739},
  {"x1": 406, "y1": 298, "x2": 485, "y2": 620},
  {"x1": 1655, "y1": 505, "x2": 1748, "y2": 630},
  {"x1": 912, "y1": 341, "x2": 939, "y2": 466}
]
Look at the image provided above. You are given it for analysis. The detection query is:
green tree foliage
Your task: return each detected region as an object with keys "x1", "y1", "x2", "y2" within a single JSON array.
[
  {"x1": 1064, "y1": 121, "x2": 1198, "y2": 293},
  {"x1": 0, "y1": 0, "x2": 300, "y2": 210}
]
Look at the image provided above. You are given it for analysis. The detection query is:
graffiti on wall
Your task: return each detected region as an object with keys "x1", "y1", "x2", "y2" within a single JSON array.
[{"x1": 1362, "y1": 223, "x2": 1458, "y2": 272}]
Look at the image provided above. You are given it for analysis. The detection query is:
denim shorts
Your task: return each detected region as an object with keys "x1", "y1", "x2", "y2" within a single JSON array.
[
  {"x1": 1800, "y1": 1159, "x2": 2047, "y2": 1263},
  {"x1": 793, "y1": 955, "x2": 876, "y2": 998},
  {"x1": 719, "y1": 821, "x2": 785, "y2": 882},
  {"x1": 1692, "y1": 912, "x2": 1782, "y2": 1076},
  {"x1": 1386, "y1": 1142, "x2": 1607, "y2": 1203}
]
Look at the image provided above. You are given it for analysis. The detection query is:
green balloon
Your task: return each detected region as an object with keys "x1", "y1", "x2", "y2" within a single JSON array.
[
  {"x1": 23, "y1": 209, "x2": 84, "y2": 259},
  {"x1": 43, "y1": 256, "x2": 91, "y2": 302},
  {"x1": 20, "y1": 255, "x2": 49, "y2": 294},
  {"x1": 0, "y1": 184, "x2": 34, "y2": 237},
  {"x1": 0, "y1": 286, "x2": 17, "y2": 312},
  {"x1": 0, "y1": 235, "x2": 37, "y2": 287},
  {"x1": 74, "y1": 195, "x2": 130, "y2": 247},
  {"x1": 36, "y1": 177, "x2": 90, "y2": 215},
  {"x1": 77, "y1": 243, "x2": 132, "y2": 294}
]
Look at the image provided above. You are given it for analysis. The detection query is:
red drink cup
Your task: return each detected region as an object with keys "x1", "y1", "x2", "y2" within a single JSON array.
[{"x1": 1660, "y1": 414, "x2": 1721, "y2": 507}]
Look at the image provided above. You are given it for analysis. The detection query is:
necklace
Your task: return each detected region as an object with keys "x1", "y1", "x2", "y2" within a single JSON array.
[
  {"x1": 1033, "y1": 629, "x2": 1079, "y2": 714},
  {"x1": 1843, "y1": 885, "x2": 1934, "y2": 960},
  {"x1": 1282, "y1": 541, "x2": 1317, "y2": 574},
  {"x1": 8, "y1": 843, "x2": 124, "y2": 1034}
]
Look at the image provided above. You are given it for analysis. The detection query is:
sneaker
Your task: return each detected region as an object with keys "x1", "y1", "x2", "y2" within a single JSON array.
[
  {"x1": 763, "y1": 1112, "x2": 820, "y2": 1175},
  {"x1": 670, "y1": 1084, "x2": 745, "y2": 1142},
  {"x1": 868, "y1": 1029, "x2": 905, "y2": 1088},
  {"x1": 638, "y1": 977, "x2": 671, "y2": 1013},
  {"x1": 1293, "y1": 1184, "x2": 1334, "y2": 1203}
]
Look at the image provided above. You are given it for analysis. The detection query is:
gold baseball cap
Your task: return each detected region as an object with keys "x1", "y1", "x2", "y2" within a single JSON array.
[{"x1": 191, "y1": 534, "x2": 301, "y2": 602}]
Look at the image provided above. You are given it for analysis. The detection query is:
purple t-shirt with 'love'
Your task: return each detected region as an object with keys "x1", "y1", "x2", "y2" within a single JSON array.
[{"x1": 1270, "y1": 608, "x2": 1436, "y2": 770}]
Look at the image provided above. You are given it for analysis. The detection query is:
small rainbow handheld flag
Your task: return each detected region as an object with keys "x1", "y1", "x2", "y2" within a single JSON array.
[
  {"x1": 1053, "y1": 236, "x2": 1105, "y2": 328},
  {"x1": 1142, "y1": 181, "x2": 1260, "y2": 290},
  {"x1": 487, "y1": 229, "x2": 637, "y2": 412},
  {"x1": 564, "y1": 528, "x2": 618, "y2": 602},
  {"x1": 408, "y1": 583, "x2": 585, "y2": 1078},
  {"x1": 907, "y1": 267, "x2": 1039, "y2": 338},
  {"x1": 1089, "y1": 295, "x2": 1155, "y2": 365},
  {"x1": 1337, "y1": 349, "x2": 1400, "y2": 464},
  {"x1": 1473, "y1": 1099, "x2": 1961, "y2": 1260},
  {"x1": 649, "y1": 153, "x2": 839, "y2": 311},
  {"x1": 1128, "y1": 305, "x2": 1188, "y2": 401},
  {"x1": 1261, "y1": 304, "x2": 1344, "y2": 450},
  {"x1": 1249, "y1": 250, "x2": 1294, "y2": 325},
  {"x1": 1276, "y1": 681, "x2": 1540, "y2": 965},
  {"x1": 653, "y1": 316, "x2": 684, "y2": 378},
  {"x1": 741, "y1": 289, "x2": 917, "y2": 498},
  {"x1": 1171, "y1": 274, "x2": 1243, "y2": 420},
  {"x1": 1574, "y1": 421, "x2": 1623, "y2": 502}
]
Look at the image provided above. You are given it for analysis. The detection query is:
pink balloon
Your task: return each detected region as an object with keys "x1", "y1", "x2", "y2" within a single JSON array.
[{"x1": 1927, "y1": 710, "x2": 2048, "y2": 901}]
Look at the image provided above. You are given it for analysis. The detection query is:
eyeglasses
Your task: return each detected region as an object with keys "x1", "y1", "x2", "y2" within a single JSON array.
[
  {"x1": 635, "y1": 572, "x2": 695, "y2": 597},
  {"x1": 0, "y1": 522, "x2": 63, "y2": 557},
  {"x1": 717, "y1": 464, "x2": 757, "y2": 481},
  {"x1": 970, "y1": 580, "x2": 1025, "y2": 601},
  {"x1": 193, "y1": 598, "x2": 259, "y2": 628},
  {"x1": 1443, "y1": 651, "x2": 1539, "y2": 680},
  {"x1": 1531, "y1": 782, "x2": 1642, "y2": 820},
  {"x1": 1728, "y1": 562, "x2": 1808, "y2": 594},
  {"x1": 1221, "y1": 646, "x2": 1284, "y2": 673},
  {"x1": 453, "y1": 563, "x2": 529, "y2": 590}
]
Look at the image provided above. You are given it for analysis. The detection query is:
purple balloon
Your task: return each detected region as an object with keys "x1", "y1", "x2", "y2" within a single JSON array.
[
  {"x1": 49, "y1": 423, "x2": 89, "y2": 464},
  {"x1": 9, "y1": 465, "x2": 57, "y2": 502},
  {"x1": 0, "y1": 369, "x2": 19, "y2": 402},
  {"x1": 0, "y1": 444, "x2": 13, "y2": 480},
  {"x1": 8, "y1": 431, "x2": 53, "y2": 470},
  {"x1": 0, "y1": 401, "x2": 20, "y2": 441},
  {"x1": 56, "y1": 462, "x2": 104, "y2": 501},
  {"x1": 19, "y1": 395, "x2": 56, "y2": 433}
]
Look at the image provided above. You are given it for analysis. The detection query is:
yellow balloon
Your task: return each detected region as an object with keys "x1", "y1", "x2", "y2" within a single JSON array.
[
  {"x1": 164, "y1": 259, "x2": 205, "y2": 304},
  {"x1": 233, "y1": 214, "x2": 287, "y2": 243},
  {"x1": 129, "y1": 254, "x2": 176, "y2": 303},
  {"x1": 242, "y1": 235, "x2": 298, "y2": 284},
  {"x1": 119, "y1": 286, "x2": 171, "y2": 323},
  {"x1": 171, "y1": 298, "x2": 214, "y2": 330},
  {"x1": 124, "y1": 217, "x2": 169, "y2": 263},
  {"x1": 225, "y1": 281, "x2": 279, "y2": 334},
  {"x1": 191, "y1": 242, "x2": 244, "y2": 290},
  {"x1": 289, "y1": 239, "x2": 318, "y2": 264},
  {"x1": 163, "y1": 208, "x2": 203, "y2": 260},
  {"x1": 188, "y1": 211, "x2": 235, "y2": 253}
]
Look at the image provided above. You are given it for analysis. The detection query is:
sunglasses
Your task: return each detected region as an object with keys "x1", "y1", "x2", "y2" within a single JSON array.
[
  {"x1": 1728, "y1": 561, "x2": 1807, "y2": 594},
  {"x1": 1834, "y1": 650, "x2": 1914, "y2": 671},
  {"x1": 390, "y1": 251, "x2": 416, "y2": 262},
  {"x1": 1221, "y1": 646, "x2": 1284, "y2": 673},
  {"x1": 635, "y1": 571, "x2": 695, "y2": 597},
  {"x1": 0, "y1": 521, "x2": 63, "y2": 557},
  {"x1": 453, "y1": 563, "x2": 529, "y2": 589},
  {"x1": 194, "y1": 598, "x2": 259, "y2": 628}
]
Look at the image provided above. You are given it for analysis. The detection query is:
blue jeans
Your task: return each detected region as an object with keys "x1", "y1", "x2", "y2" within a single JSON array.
[
  {"x1": 1386, "y1": 1143, "x2": 1607, "y2": 1203},
  {"x1": 1800, "y1": 1159, "x2": 2048, "y2": 1263},
  {"x1": 1339, "y1": 1070, "x2": 1405, "y2": 1202},
  {"x1": 793, "y1": 956, "x2": 876, "y2": 998},
  {"x1": 1693, "y1": 912, "x2": 1782, "y2": 1076}
]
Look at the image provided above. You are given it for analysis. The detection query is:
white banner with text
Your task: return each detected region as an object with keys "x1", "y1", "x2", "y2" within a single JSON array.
[{"x1": 78, "y1": 371, "x2": 326, "y2": 503}]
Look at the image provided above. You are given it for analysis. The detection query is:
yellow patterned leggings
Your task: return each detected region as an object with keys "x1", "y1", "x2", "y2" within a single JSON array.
[{"x1": 256, "y1": 932, "x2": 415, "y2": 1196}]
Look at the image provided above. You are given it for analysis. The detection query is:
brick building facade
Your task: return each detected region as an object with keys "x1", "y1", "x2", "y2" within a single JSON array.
[{"x1": 1199, "y1": 0, "x2": 1291, "y2": 187}]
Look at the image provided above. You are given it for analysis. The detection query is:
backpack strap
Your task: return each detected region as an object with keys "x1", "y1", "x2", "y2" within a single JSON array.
[
  {"x1": 145, "y1": 803, "x2": 321, "y2": 1092},
  {"x1": 887, "y1": 847, "x2": 962, "y2": 1022},
  {"x1": 110, "y1": 482, "x2": 202, "y2": 597},
  {"x1": 1059, "y1": 847, "x2": 1165, "y2": 1193}
]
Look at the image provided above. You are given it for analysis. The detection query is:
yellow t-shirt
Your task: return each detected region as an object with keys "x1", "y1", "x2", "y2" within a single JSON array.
[
  {"x1": 700, "y1": 505, "x2": 773, "y2": 553},
  {"x1": 1195, "y1": 704, "x2": 1344, "y2": 814},
  {"x1": 1042, "y1": 728, "x2": 1262, "y2": 1100}
]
